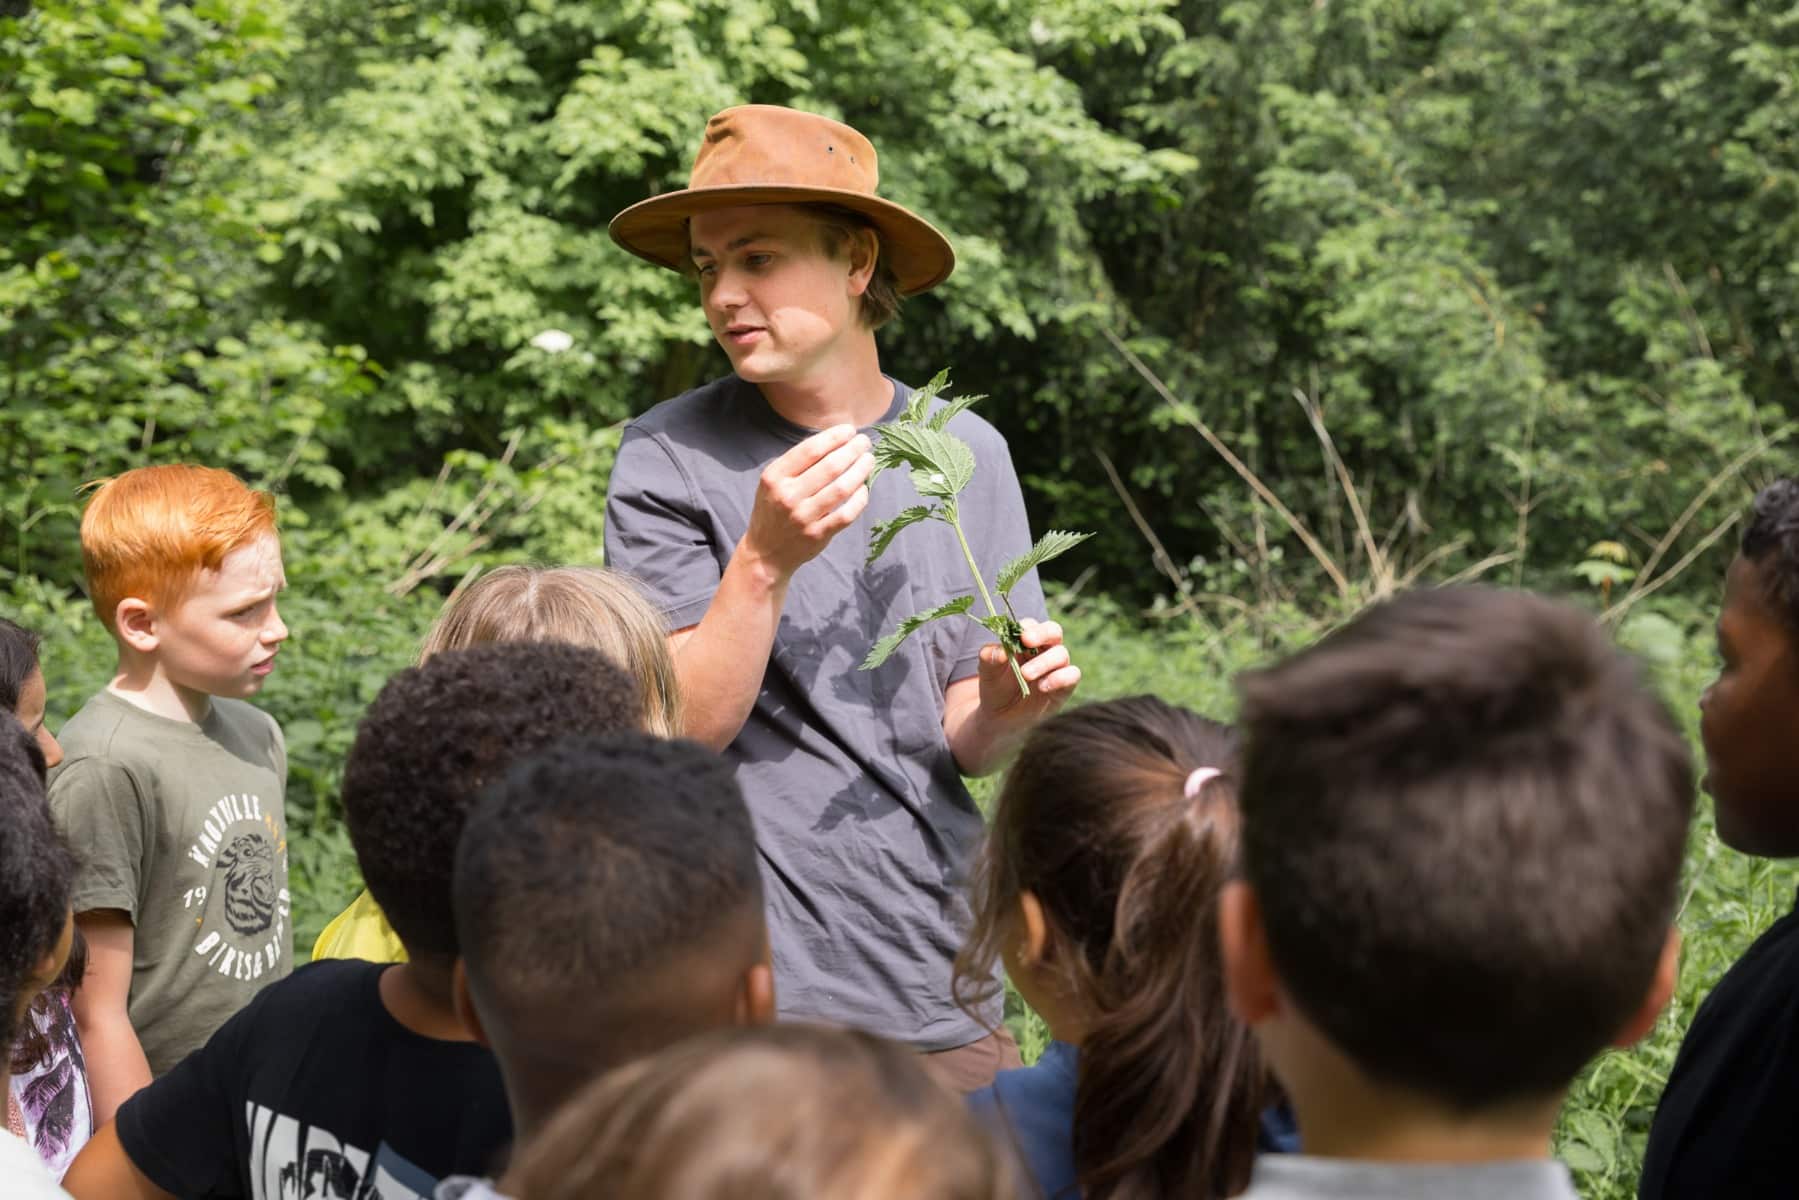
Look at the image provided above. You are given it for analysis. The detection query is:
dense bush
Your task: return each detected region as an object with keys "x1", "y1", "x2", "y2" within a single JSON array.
[{"x1": 8, "y1": 3, "x2": 1799, "y2": 1192}]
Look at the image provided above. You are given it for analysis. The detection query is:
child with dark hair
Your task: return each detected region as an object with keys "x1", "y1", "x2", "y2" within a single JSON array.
[
  {"x1": 1641, "y1": 478, "x2": 1799, "y2": 1198},
  {"x1": 0, "y1": 620, "x2": 90, "y2": 1180},
  {"x1": 955, "y1": 696, "x2": 1276, "y2": 1200},
  {"x1": 0, "y1": 618, "x2": 64, "y2": 771},
  {"x1": 492, "y1": 1025, "x2": 1020, "y2": 1200},
  {"x1": 63, "y1": 643, "x2": 645, "y2": 1200},
  {"x1": 444, "y1": 731, "x2": 773, "y2": 1161},
  {"x1": 0, "y1": 709, "x2": 80, "y2": 1197},
  {"x1": 1219, "y1": 587, "x2": 1694, "y2": 1199}
]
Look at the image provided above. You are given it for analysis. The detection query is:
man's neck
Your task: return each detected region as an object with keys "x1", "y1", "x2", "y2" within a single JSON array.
[
  {"x1": 756, "y1": 334, "x2": 890, "y2": 430},
  {"x1": 109, "y1": 655, "x2": 212, "y2": 724},
  {"x1": 378, "y1": 959, "x2": 476, "y2": 1042}
]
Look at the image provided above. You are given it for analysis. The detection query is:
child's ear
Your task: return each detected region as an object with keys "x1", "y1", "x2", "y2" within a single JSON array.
[
  {"x1": 737, "y1": 962, "x2": 776, "y2": 1027},
  {"x1": 1015, "y1": 890, "x2": 1051, "y2": 967},
  {"x1": 450, "y1": 958, "x2": 490, "y2": 1048},
  {"x1": 1218, "y1": 881, "x2": 1280, "y2": 1026},
  {"x1": 1613, "y1": 926, "x2": 1682, "y2": 1047},
  {"x1": 113, "y1": 598, "x2": 159, "y2": 654}
]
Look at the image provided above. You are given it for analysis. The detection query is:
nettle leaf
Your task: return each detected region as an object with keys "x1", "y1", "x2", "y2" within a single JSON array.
[
  {"x1": 928, "y1": 391, "x2": 985, "y2": 432},
  {"x1": 977, "y1": 612, "x2": 1024, "y2": 655},
  {"x1": 997, "y1": 530, "x2": 1094, "y2": 597},
  {"x1": 902, "y1": 368, "x2": 953, "y2": 425},
  {"x1": 873, "y1": 423, "x2": 975, "y2": 500},
  {"x1": 860, "y1": 594, "x2": 975, "y2": 671},
  {"x1": 867, "y1": 504, "x2": 939, "y2": 565}
]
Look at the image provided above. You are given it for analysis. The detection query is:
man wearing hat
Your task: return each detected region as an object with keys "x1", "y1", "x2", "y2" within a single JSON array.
[{"x1": 604, "y1": 105, "x2": 1080, "y2": 1088}]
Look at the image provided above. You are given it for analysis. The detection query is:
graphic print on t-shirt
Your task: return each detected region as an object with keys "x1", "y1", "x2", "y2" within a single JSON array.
[
  {"x1": 184, "y1": 793, "x2": 290, "y2": 983},
  {"x1": 247, "y1": 1102, "x2": 438, "y2": 1200}
]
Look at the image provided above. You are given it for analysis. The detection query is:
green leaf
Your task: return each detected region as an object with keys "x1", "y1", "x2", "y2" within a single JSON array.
[
  {"x1": 927, "y1": 390, "x2": 985, "y2": 432},
  {"x1": 977, "y1": 612, "x2": 1024, "y2": 655},
  {"x1": 997, "y1": 530, "x2": 1094, "y2": 596},
  {"x1": 860, "y1": 594, "x2": 974, "y2": 671},
  {"x1": 872, "y1": 423, "x2": 975, "y2": 500},
  {"x1": 866, "y1": 504, "x2": 938, "y2": 565},
  {"x1": 902, "y1": 368, "x2": 952, "y2": 424}
]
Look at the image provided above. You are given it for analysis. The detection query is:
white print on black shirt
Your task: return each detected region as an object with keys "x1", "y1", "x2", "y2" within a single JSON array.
[
  {"x1": 182, "y1": 793, "x2": 290, "y2": 981},
  {"x1": 247, "y1": 1102, "x2": 438, "y2": 1200}
]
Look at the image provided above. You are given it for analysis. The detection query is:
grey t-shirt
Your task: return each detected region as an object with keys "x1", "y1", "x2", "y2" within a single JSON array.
[
  {"x1": 49, "y1": 690, "x2": 292, "y2": 1076},
  {"x1": 604, "y1": 374, "x2": 1046, "y2": 1050},
  {"x1": 1239, "y1": 1156, "x2": 1580, "y2": 1200}
]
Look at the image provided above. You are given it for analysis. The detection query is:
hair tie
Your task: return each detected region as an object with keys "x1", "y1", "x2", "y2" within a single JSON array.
[{"x1": 1184, "y1": 767, "x2": 1222, "y2": 799}]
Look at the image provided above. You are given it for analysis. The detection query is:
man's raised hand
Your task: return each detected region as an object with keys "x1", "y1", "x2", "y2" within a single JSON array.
[{"x1": 741, "y1": 424, "x2": 875, "y2": 579}]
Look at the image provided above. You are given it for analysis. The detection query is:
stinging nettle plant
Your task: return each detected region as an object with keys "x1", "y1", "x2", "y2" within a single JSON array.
[{"x1": 859, "y1": 370, "x2": 1092, "y2": 699}]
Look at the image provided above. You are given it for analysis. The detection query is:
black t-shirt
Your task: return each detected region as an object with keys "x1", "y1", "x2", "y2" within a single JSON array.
[
  {"x1": 116, "y1": 959, "x2": 511, "y2": 1199},
  {"x1": 1639, "y1": 892, "x2": 1799, "y2": 1199}
]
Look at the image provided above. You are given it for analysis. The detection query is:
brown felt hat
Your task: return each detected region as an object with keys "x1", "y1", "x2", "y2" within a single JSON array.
[{"x1": 608, "y1": 105, "x2": 956, "y2": 296}]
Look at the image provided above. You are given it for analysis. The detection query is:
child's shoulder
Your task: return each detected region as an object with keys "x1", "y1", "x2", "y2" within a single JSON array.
[
  {"x1": 206, "y1": 697, "x2": 283, "y2": 747},
  {"x1": 52, "y1": 690, "x2": 163, "y2": 780},
  {"x1": 52, "y1": 693, "x2": 282, "y2": 798}
]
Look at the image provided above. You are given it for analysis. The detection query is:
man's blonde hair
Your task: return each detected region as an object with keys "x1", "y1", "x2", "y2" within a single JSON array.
[{"x1": 419, "y1": 566, "x2": 681, "y2": 737}]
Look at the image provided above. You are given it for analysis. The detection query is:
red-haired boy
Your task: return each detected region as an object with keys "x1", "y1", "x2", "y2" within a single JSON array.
[{"x1": 49, "y1": 465, "x2": 292, "y2": 1122}]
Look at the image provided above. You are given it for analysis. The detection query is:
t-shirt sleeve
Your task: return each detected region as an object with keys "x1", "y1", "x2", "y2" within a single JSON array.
[
  {"x1": 950, "y1": 432, "x2": 1047, "y2": 684},
  {"x1": 113, "y1": 991, "x2": 254, "y2": 1195},
  {"x1": 603, "y1": 426, "x2": 723, "y2": 631},
  {"x1": 49, "y1": 758, "x2": 148, "y2": 918}
]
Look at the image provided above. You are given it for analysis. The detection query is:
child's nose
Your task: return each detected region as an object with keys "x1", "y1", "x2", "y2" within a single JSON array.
[{"x1": 266, "y1": 606, "x2": 290, "y2": 644}]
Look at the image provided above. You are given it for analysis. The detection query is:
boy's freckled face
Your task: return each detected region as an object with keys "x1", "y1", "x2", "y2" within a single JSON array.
[
  {"x1": 157, "y1": 533, "x2": 290, "y2": 702},
  {"x1": 1700, "y1": 554, "x2": 1799, "y2": 855}
]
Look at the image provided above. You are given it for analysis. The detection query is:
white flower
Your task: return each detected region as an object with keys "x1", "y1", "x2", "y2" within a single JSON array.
[{"x1": 530, "y1": 328, "x2": 574, "y2": 354}]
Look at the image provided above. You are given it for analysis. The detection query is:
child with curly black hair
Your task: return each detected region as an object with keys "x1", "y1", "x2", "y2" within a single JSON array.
[{"x1": 64, "y1": 643, "x2": 646, "y2": 1200}]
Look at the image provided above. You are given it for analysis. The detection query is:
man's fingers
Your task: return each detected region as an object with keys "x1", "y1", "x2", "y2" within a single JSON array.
[
  {"x1": 775, "y1": 424, "x2": 861, "y2": 479},
  {"x1": 795, "y1": 452, "x2": 875, "y2": 525},
  {"x1": 1035, "y1": 665, "x2": 1082, "y2": 695},
  {"x1": 1019, "y1": 619, "x2": 1063, "y2": 649},
  {"x1": 1020, "y1": 645, "x2": 1071, "y2": 683},
  {"x1": 811, "y1": 476, "x2": 872, "y2": 536},
  {"x1": 792, "y1": 431, "x2": 873, "y2": 495}
]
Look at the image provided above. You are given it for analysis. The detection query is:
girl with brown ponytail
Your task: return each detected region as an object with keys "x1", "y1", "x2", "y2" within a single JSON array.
[{"x1": 956, "y1": 695, "x2": 1293, "y2": 1200}]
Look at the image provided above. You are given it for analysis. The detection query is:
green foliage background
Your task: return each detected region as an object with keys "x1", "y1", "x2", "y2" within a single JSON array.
[{"x1": 6, "y1": 1, "x2": 1799, "y2": 1194}]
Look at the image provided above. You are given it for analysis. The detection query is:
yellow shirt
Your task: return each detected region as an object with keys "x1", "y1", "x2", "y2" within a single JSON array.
[{"x1": 310, "y1": 888, "x2": 408, "y2": 963}]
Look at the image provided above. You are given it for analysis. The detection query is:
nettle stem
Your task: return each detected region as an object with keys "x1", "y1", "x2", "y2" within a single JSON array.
[{"x1": 948, "y1": 504, "x2": 1030, "y2": 700}]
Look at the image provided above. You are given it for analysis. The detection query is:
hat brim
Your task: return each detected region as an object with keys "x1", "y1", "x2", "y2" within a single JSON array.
[{"x1": 609, "y1": 185, "x2": 956, "y2": 296}]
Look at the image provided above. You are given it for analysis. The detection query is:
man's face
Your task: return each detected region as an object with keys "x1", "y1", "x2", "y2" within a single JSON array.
[
  {"x1": 154, "y1": 533, "x2": 289, "y2": 701},
  {"x1": 1700, "y1": 554, "x2": 1799, "y2": 855},
  {"x1": 688, "y1": 205, "x2": 866, "y2": 386}
]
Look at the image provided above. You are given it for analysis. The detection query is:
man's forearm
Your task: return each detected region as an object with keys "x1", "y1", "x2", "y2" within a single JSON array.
[
  {"x1": 675, "y1": 539, "x2": 791, "y2": 752},
  {"x1": 80, "y1": 1014, "x2": 152, "y2": 1125}
]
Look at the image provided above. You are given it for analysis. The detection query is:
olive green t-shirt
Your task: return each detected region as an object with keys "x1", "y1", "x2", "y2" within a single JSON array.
[{"x1": 49, "y1": 690, "x2": 291, "y2": 1076}]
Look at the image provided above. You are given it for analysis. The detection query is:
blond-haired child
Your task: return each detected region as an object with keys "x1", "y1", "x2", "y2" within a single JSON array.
[{"x1": 50, "y1": 465, "x2": 292, "y2": 1122}]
